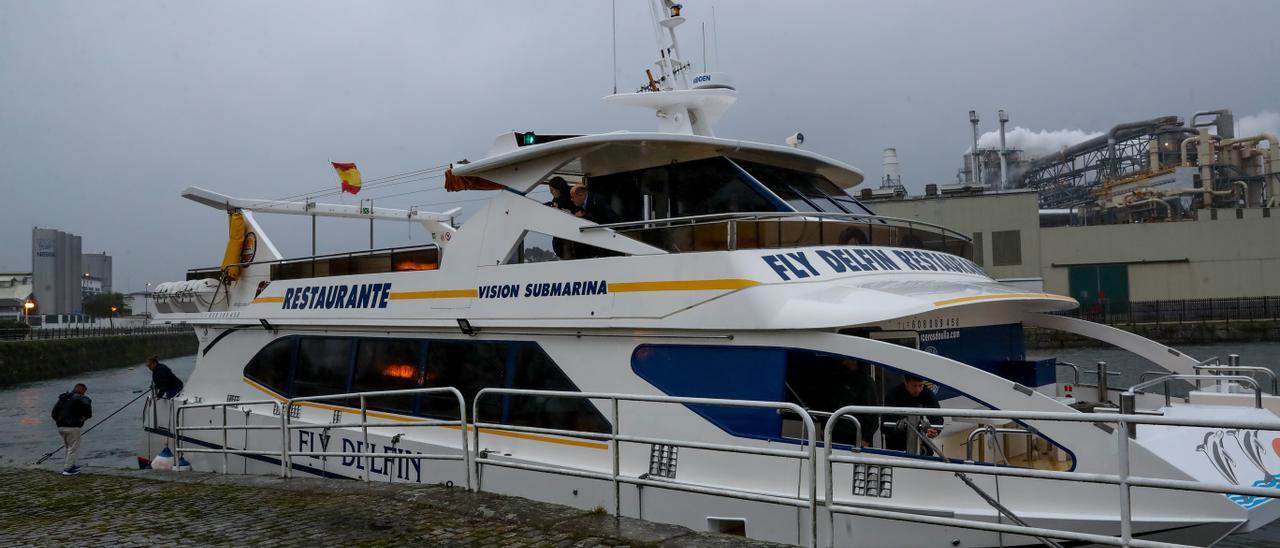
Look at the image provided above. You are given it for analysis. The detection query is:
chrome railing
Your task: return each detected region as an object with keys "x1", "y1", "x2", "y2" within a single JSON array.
[
  {"x1": 174, "y1": 387, "x2": 471, "y2": 488},
  {"x1": 168, "y1": 385, "x2": 1280, "y2": 548},
  {"x1": 1193, "y1": 365, "x2": 1278, "y2": 395},
  {"x1": 824, "y1": 404, "x2": 1280, "y2": 548},
  {"x1": 472, "y1": 388, "x2": 819, "y2": 548},
  {"x1": 174, "y1": 398, "x2": 284, "y2": 475},
  {"x1": 283, "y1": 387, "x2": 470, "y2": 487},
  {"x1": 1127, "y1": 373, "x2": 1263, "y2": 408}
]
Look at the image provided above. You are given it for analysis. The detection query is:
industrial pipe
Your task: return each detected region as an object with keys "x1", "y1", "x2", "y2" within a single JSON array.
[
  {"x1": 1107, "y1": 116, "x2": 1182, "y2": 178},
  {"x1": 1232, "y1": 181, "x2": 1249, "y2": 208},
  {"x1": 1180, "y1": 136, "x2": 1200, "y2": 166},
  {"x1": 969, "y1": 110, "x2": 981, "y2": 186},
  {"x1": 1191, "y1": 109, "x2": 1234, "y2": 139},
  {"x1": 1219, "y1": 133, "x2": 1279, "y2": 207}
]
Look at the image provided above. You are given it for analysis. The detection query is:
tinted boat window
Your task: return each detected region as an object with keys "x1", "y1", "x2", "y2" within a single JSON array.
[
  {"x1": 737, "y1": 159, "x2": 874, "y2": 216},
  {"x1": 351, "y1": 339, "x2": 423, "y2": 413},
  {"x1": 423, "y1": 340, "x2": 509, "y2": 421},
  {"x1": 587, "y1": 156, "x2": 781, "y2": 223},
  {"x1": 244, "y1": 337, "x2": 295, "y2": 395},
  {"x1": 634, "y1": 344, "x2": 1075, "y2": 470},
  {"x1": 242, "y1": 335, "x2": 611, "y2": 434},
  {"x1": 292, "y1": 338, "x2": 353, "y2": 398},
  {"x1": 508, "y1": 343, "x2": 610, "y2": 433}
]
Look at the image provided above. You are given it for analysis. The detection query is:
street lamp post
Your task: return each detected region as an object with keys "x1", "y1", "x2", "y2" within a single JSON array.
[
  {"x1": 23, "y1": 301, "x2": 34, "y2": 339},
  {"x1": 109, "y1": 306, "x2": 117, "y2": 329},
  {"x1": 144, "y1": 282, "x2": 151, "y2": 323}
]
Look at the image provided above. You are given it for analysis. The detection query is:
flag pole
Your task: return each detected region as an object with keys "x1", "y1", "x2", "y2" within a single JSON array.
[{"x1": 367, "y1": 199, "x2": 374, "y2": 249}]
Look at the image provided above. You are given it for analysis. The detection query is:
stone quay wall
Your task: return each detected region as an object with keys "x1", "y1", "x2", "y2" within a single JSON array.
[{"x1": 0, "y1": 333, "x2": 197, "y2": 386}]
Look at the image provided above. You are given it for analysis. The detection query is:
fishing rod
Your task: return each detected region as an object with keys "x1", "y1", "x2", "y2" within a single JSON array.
[{"x1": 34, "y1": 388, "x2": 150, "y2": 465}]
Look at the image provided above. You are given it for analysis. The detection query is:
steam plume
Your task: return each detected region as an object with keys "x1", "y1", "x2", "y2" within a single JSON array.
[
  {"x1": 975, "y1": 127, "x2": 1102, "y2": 157},
  {"x1": 1238, "y1": 111, "x2": 1280, "y2": 138}
]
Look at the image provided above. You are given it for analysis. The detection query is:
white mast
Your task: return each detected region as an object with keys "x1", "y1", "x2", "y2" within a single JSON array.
[{"x1": 604, "y1": 1, "x2": 736, "y2": 136}]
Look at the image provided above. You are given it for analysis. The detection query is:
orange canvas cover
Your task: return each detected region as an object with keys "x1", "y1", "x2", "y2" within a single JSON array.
[{"x1": 443, "y1": 168, "x2": 504, "y2": 192}]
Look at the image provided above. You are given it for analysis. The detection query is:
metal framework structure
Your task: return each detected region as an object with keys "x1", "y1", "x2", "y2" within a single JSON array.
[{"x1": 1018, "y1": 117, "x2": 1193, "y2": 209}]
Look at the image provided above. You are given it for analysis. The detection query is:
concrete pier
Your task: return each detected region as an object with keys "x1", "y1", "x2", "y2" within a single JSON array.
[{"x1": 0, "y1": 466, "x2": 777, "y2": 547}]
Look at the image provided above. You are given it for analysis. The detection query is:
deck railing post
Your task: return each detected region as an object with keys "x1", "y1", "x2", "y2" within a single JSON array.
[
  {"x1": 222, "y1": 405, "x2": 229, "y2": 475},
  {"x1": 361, "y1": 396, "x2": 370, "y2": 482},
  {"x1": 457, "y1": 389, "x2": 472, "y2": 491},
  {"x1": 611, "y1": 397, "x2": 621, "y2": 518},
  {"x1": 472, "y1": 395, "x2": 482, "y2": 492},
  {"x1": 1116, "y1": 418, "x2": 1132, "y2": 546},
  {"x1": 1119, "y1": 393, "x2": 1137, "y2": 439},
  {"x1": 280, "y1": 402, "x2": 290, "y2": 478},
  {"x1": 173, "y1": 404, "x2": 183, "y2": 467},
  {"x1": 806, "y1": 409, "x2": 818, "y2": 548},
  {"x1": 170, "y1": 399, "x2": 178, "y2": 452},
  {"x1": 1096, "y1": 361, "x2": 1109, "y2": 402}
]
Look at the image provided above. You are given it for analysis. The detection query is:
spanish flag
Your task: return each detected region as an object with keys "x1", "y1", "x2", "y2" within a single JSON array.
[{"x1": 332, "y1": 162, "x2": 362, "y2": 195}]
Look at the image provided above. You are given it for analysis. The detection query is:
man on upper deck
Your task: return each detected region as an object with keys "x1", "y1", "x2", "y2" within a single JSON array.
[{"x1": 571, "y1": 184, "x2": 620, "y2": 224}]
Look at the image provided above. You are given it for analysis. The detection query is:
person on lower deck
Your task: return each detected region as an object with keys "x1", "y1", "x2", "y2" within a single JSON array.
[
  {"x1": 825, "y1": 359, "x2": 879, "y2": 447},
  {"x1": 884, "y1": 374, "x2": 944, "y2": 453},
  {"x1": 147, "y1": 356, "x2": 183, "y2": 399},
  {"x1": 51, "y1": 383, "x2": 92, "y2": 475}
]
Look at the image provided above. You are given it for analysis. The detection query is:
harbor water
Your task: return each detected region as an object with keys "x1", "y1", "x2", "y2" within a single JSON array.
[{"x1": 2, "y1": 344, "x2": 1278, "y2": 545}]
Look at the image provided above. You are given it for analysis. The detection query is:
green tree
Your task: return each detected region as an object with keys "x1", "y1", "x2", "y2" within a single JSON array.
[{"x1": 83, "y1": 292, "x2": 131, "y2": 318}]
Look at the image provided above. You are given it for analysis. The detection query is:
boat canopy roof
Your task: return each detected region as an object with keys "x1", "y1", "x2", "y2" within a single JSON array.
[{"x1": 452, "y1": 131, "x2": 866, "y2": 194}]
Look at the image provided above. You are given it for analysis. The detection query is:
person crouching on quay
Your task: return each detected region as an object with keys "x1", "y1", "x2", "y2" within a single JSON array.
[{"x1": 51, "y1": 383, "x2": 92, "y2": 475}]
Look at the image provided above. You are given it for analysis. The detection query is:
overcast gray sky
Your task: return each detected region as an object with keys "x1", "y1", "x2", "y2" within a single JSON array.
[{"x1": 3, "y1": 1, "x2": 1278, "y2": 292}]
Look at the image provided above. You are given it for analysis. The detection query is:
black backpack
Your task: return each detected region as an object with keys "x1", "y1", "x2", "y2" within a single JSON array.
[{"x1": 51, "y1": 392, "x2": 73, "y2": 424}]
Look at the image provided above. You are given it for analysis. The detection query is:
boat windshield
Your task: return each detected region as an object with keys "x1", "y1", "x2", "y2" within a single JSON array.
[
  {"x1": 578, "y1": 155, "x2": 973, "y2": 259},
  {"x1": 735, "y1": 159, "x2": 873, "y2": 216},
  {"x1": 585, "y1": 155, "x2": 871, "y2": 222},
  {"x1": 586, "y1": 156, "x2": 781, "y2": 222}
]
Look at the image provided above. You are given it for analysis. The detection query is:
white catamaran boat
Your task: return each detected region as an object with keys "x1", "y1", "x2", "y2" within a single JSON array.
[{"x1": 143, "y1": 3, "x2": 1280, "y2": 546}]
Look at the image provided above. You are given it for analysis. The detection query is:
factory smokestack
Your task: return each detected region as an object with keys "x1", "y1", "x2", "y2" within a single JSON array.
[
  {"x1": 998, "y1": 109, "x2": 1009, "y2": 191},
  {"x1": 969, "y1": 110, "x2": 981, "y2": 186},
  {"x1": 881, "y1": 148, "x2": 902, "y2": 191}
]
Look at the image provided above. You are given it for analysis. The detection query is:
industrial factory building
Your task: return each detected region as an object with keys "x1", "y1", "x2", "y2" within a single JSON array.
[
  {"x1": 0, "y1": 273, "x2": 35, "y2": 322},
  {"x1": 29, "y1": 228, "x2": 115, "y2": 319},
  {"x1": 867, "y1": 108, "x2": 1279, "y2": 313}
]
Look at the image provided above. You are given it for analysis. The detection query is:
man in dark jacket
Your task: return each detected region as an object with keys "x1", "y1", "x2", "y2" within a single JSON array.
[
  {"x1": 51, "y1": 383, "x2": 92, "y2": 475},
  {"x1": 146, "y1": 356, "x2": 183, "y2": 399},
  {"x1": 824, "y1": 359, "x2": 880, "y2": 448},
  {"x1": 884, "y1": 375, "x2": 945, "y2": 453}
]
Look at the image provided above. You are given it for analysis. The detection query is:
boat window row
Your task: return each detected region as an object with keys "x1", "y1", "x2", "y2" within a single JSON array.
[
  {"x1": 631, "y1": 344, "x2": 1074, "y2": 470},
  {"x1": 188, "y1": 246, "x2": 440, "y2": 282},
  {"x1": 270, "y1": 246, "x2": 439, "y2": 281},
  {"x1": 244, "y1": 336, "x2": 610, "y2": 433}
]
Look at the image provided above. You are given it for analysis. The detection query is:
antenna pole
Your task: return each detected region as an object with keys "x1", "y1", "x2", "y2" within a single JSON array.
[
  {"x1": 712, "y1": 5, "x2": 720, "y2": 71},
  {"x1": 612, "y1": 0, "x2": 617, "y2": 94},
  {"x1": 701, "y1": 22, "x2": 706, "y2": 70}
]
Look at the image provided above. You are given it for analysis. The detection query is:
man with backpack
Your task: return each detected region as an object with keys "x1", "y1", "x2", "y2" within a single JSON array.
[{"x1": 51, "y1": 383, "x2": 92, "y2": 475}]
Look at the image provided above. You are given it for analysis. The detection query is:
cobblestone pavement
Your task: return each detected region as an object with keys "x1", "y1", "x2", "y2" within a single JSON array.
[{"x1": 0, "y1": 466, "x2": 782, "y2": 547}]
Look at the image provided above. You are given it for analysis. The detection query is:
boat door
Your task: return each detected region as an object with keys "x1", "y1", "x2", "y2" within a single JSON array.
[{"x1": 869, "y1": 331, "x2": 920, "y2": 409}]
